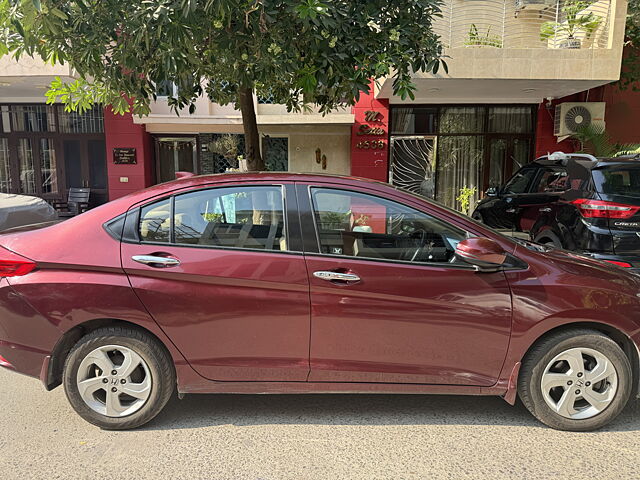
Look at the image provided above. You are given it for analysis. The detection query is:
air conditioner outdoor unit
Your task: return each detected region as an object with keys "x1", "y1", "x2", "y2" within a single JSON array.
[
  {"x1": 554, "y1": 102, "x2": 606, "y2": 137},
  {"x1": 515, "y1": 0, "x2": 556, "y2": 10}
]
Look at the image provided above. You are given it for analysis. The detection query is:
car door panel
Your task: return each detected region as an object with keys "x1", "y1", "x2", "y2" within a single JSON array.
[
  {"x1": 305, "y1": 255, "x2": 512, "y2": 385},
  {"x1": 298, "y1": 184, "x2": 512, "y2": 386},
  {"x1": 121, "y1": 183, "x2": 311, "y2": 382}
]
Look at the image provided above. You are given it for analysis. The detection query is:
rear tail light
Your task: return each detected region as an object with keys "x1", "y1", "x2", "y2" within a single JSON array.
[
  {"x1": 603, "y1": 260, "x2": 633, "y2": 268},
  {"x1": 0, "y1": 354, "x2": 13, "y2": 368},
  {"x1": 570, "y1": 199, "x2": 640, "y2": 219},
  {"x1": 0, "y1": 247, "x2": 36, "y2": 278}
]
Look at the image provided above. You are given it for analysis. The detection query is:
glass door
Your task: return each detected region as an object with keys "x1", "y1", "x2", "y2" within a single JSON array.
[
  {"x1": 156, "y1": 137, "x2": 198, "y2": 183},
  {"x1": 484, "y1": 136, "x2": 532, "y2": 191}
]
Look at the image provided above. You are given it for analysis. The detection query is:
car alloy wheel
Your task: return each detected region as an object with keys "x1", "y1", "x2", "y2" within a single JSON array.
[
  {"x1": 76, "y1": 345, "x2": 153, "y2": 417},
  {"x1": 540, "y1": 347, "x2": 617, "y2": 420}
]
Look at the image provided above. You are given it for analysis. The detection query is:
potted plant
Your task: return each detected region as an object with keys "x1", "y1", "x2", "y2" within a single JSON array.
[
  {"x1": 540, "y1": 1, "x2": 601, "y2": 49},
  {"x1": 463, "y1": 24, "x2": 503, "y2": 48}
]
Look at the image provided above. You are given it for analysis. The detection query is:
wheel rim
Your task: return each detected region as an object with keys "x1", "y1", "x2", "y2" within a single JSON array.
[
  {"x1": 76, "y1": 345, "x2": 152, "y2": 418},
  {"x1": 540, "y1": 347, "x2": 618, "y2": 420}
]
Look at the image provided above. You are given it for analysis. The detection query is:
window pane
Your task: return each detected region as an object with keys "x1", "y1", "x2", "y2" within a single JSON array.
[
  {"x1": 262, "y1": 137, "x2": 289, "y2": 171},
  {"x1": 58, "y1": 105, "x2": 104, "y2": 133},
  {"x1": 39, "y1": 138, "x2": 58, "y2": 194},
  {"x1": 439, "y1": 107, "x2": 485, "y2": 134},
  {"x1": 10, "y1": 105, "x2": 56, "y2": 132},
  {"x1": 17, "y1": 139, "x2": 36, "y2": 194},
  {"x1": 311, "y1": 188, "x2": 466, "y2": 264},
  {"x1": 488, "y1": 107, "x2": 533, "y2": 134},
  {"x1": 173, "y1": 186, "x2": 286, "y2": 250},
  {"x1": 504, "y1": 168, "x2": 537, "y2": 194},
  {"x1": 63, "y1": 140, "x2": 82, "y2": 189},
  {"x1": 391, "y1": 107, "x2": 437, "y2": 134},
  {"x1": 534, "y1": 168, "x2": 569, "y2": 193},
  {"x1": 140, "y1": 199, "x2": 171, "y2": 243},
  {"x1": 88, "y1": 139, "x2": 107, "y2": 189},
  {"x1": 435, "y1": 136, "x2": 484, "y2": 211},
  {"x1": 0, "y1": 138, "x2": 11, "y2": 192}
]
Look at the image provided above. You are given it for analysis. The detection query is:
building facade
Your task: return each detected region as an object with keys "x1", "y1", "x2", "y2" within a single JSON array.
[{"x1": 0, "y1": 0, "x2": 632, "y2": 214}]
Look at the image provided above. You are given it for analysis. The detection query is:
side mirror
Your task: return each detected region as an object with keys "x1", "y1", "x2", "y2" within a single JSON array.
[
  {"x1": 455, "y1": 237, "x2": 507, "y2": 272},
  {"x1": 485, "y1": 186, "x2": 499, "y2": 197}
]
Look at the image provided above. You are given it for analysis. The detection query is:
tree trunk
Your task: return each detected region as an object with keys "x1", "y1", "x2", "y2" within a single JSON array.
[{"x1": 238, "y1": 86, "x2": 265, "y2": 171}]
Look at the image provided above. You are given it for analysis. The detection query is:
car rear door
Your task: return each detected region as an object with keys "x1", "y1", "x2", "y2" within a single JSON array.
[
  {"x1": 297, "y1": 182, "x2": 512, "y2": 386},
  {"x1": 121, "y1": 182, "x2": 311, "y2": 382}
]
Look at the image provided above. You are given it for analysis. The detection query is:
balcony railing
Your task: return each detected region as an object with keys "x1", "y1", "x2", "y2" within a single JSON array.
[{"x1": 433, "y1": 0, "x2": 612, "y2": 50}]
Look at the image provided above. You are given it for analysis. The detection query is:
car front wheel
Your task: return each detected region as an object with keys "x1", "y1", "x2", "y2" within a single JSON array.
[
  {"x1": 518, "y1": 329, "x2": 632, "y2": 431},
  {"x1": 63, "y1": 326, "x2": 175, "y2": 430}
]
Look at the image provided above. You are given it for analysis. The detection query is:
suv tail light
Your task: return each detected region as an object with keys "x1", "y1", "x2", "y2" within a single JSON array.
[
  {"x1": 0, "y1": 247, "x2": 36, "y2": 278},
  {"x1": 603, "y1": 260, "x2": 633, "y2": 268},
  {"x1": 570, "y1": 199, "x2": 640, "y2": 219}
]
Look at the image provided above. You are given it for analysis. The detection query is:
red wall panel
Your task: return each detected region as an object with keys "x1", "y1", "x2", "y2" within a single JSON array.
[{"x1": 103, "y1": 107, "x2": 154, "y2": 200}]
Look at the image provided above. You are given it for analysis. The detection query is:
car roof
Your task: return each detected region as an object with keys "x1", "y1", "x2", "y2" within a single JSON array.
[{"x1": 533, "y1": 153, "x2": 640, "y2": 170}]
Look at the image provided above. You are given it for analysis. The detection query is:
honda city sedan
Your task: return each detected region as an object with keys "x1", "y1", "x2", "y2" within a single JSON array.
[{"x1": 0, "y1": 173, "x2": 639, "y2": 431}]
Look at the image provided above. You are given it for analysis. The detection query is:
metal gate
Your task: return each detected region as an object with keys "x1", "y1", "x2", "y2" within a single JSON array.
[{"x1": 389, "y1": 136, "x2": 436, "y2": 198}]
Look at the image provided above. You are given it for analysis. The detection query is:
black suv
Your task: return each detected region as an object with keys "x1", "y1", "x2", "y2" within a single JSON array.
[{"x1": 473, "y1": 152, "x2": 640, "y2": 270}]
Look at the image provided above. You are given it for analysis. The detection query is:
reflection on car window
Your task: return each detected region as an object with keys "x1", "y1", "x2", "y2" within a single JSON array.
[
  {"x1": 311, "y1": 188, "x2": 467, "y2": 264},
  {"x1": 504, "y1": 168, "x2": 537, "y2": 194},
  {"x1": 535, "y1": 168, "x2": 569, "y2": 193},
  {"x1": 140, "y1": 198, "x2": 171, "y2": 243},
  {"x1": 139, "y1": 186, "x2": 287, "y2": 251}
]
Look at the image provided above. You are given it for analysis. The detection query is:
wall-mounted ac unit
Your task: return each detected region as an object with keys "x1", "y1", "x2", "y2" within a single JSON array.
[
  {"x1": 515, "y1": 0, "x2": 556, "y2": 10},
  {"x1": 554, "y1": 102, "x2": 606, "y2": 137}
]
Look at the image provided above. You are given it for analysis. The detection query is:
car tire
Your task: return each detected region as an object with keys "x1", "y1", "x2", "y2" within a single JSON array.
[
  {"x1": 518, "y1": 329, "x2": 632, "y2": 431},
  {"x1": 533, "y1": 231, "x2": 562, "y2": 248},
  {"x1": 63, "y1": 326, "x2": 175, "y2": 430}
]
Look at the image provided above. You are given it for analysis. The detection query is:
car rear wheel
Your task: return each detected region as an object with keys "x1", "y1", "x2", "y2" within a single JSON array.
[
  {"x1": 518, "y1": 329, "x2": 632, "y2": 431},
  {"x1": 63, "y1": 326, "x2": 175, "y2": 430}
]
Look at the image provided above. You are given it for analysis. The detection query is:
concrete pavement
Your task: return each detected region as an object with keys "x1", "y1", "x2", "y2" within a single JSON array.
[{"x1": 0, "y1": 367, "x2": 639, "y2": 480}]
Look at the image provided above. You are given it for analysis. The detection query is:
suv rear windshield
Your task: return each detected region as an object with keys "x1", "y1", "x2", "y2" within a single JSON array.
[{"x1": 592, "y1": 165, "x2": 640, "y2": 198}]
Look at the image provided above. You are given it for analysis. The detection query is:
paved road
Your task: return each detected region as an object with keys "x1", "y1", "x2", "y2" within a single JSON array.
[{"x1": 1, "y1": 367, "x2": 639, "y2": 480}]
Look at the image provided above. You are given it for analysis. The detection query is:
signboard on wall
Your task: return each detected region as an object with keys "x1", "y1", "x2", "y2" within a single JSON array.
[{"x1": 113, "y1": 148, "x2": 137, "y2": 165}]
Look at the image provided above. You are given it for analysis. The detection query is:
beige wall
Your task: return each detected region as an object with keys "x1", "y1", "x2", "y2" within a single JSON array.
[{"x1": 259, "y1": 125, "x2": 351, "y2": 175}]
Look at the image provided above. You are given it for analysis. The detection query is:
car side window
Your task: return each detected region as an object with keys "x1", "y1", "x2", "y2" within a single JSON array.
[
  {"x1": 139, "y1": 186, "x2": 287, "y2": 251},
  {"x1": 310, "y1": 188, "x2": 467, "y2": 264},
  {"x1": 140, "y1": 198, "x2": 171, "y2": 243},
  {"x1": 534, "y1": 167, "x2": 569, "y2": 193},
  {"x1": 503, "y1": 168, "x2": 537, "y2": 194}
]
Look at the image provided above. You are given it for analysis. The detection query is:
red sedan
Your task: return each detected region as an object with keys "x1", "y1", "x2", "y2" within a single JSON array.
[{"x1": 0, "y1": 173, "x2": 638, "y2": 431}]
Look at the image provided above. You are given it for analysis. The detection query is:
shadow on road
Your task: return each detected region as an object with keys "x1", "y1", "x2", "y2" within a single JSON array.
[{"x1": 141, "y1": 393, "x2": 640, "y2": 432}]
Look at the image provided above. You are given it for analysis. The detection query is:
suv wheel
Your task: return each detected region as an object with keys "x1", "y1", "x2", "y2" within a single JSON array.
[
  {"x1": 63, "y1": 326, "x2": 175, "y2": 430},
  {"x1": 518, "y1": 329, "x2": 632, "y2": 431}
]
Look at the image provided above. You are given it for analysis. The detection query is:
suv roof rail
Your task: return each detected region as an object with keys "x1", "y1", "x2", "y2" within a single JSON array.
[{"x1": 544, "y1": 151, "x2": 598, "y2": 165}]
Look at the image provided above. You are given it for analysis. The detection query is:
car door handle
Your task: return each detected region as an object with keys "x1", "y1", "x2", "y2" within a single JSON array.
[
  {"x1": 132, "y1": 255, "x2": 180, "y2": 268},
  {"x1": 313, "y1": 271, "x2": 361, "y2": 283},
  {"x1": 505, "y1": 208, "x2": 516, "y2": 213},
  {"x1": 539, "y1": 207, "x2": 552, "y2": 213}
]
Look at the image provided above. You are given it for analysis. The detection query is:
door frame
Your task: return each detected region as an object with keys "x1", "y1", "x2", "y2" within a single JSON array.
[{"x1": 153, "y1": 135, "x2": 201, "y2": 184}]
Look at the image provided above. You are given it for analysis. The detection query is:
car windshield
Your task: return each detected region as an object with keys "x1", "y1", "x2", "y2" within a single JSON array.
[{"x1": 592, "y1": 165, "x2": 640, "y2": 198}]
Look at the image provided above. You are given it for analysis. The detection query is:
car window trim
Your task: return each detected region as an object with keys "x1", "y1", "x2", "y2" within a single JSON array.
[
  {"x1": 127, "y1": 183, "x2": 302, "y2": 255},
  {"x1": 302, "y1": 184, "x2": 480, "y2": 271}
]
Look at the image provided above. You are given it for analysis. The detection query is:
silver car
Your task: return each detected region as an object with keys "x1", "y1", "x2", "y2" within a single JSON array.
[{"x1": 0, "y1": 193, "x2": 58, "y2": 232}]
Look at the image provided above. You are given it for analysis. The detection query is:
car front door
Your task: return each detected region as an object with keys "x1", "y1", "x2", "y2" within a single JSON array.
[
  {"x1": 493, "y1": 166, "x2": 540, "y2": 231},
  {"x1": 298, "y1": 183, "x2": 512, "y2": 386},
  {"x1": 121, "y1": 182, "x2": 311, "y2": 382}
]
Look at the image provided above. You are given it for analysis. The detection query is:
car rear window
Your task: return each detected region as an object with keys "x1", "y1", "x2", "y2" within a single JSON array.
[{"x1": 592, "y1": 166, "x2": 640, "y2": 198}]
